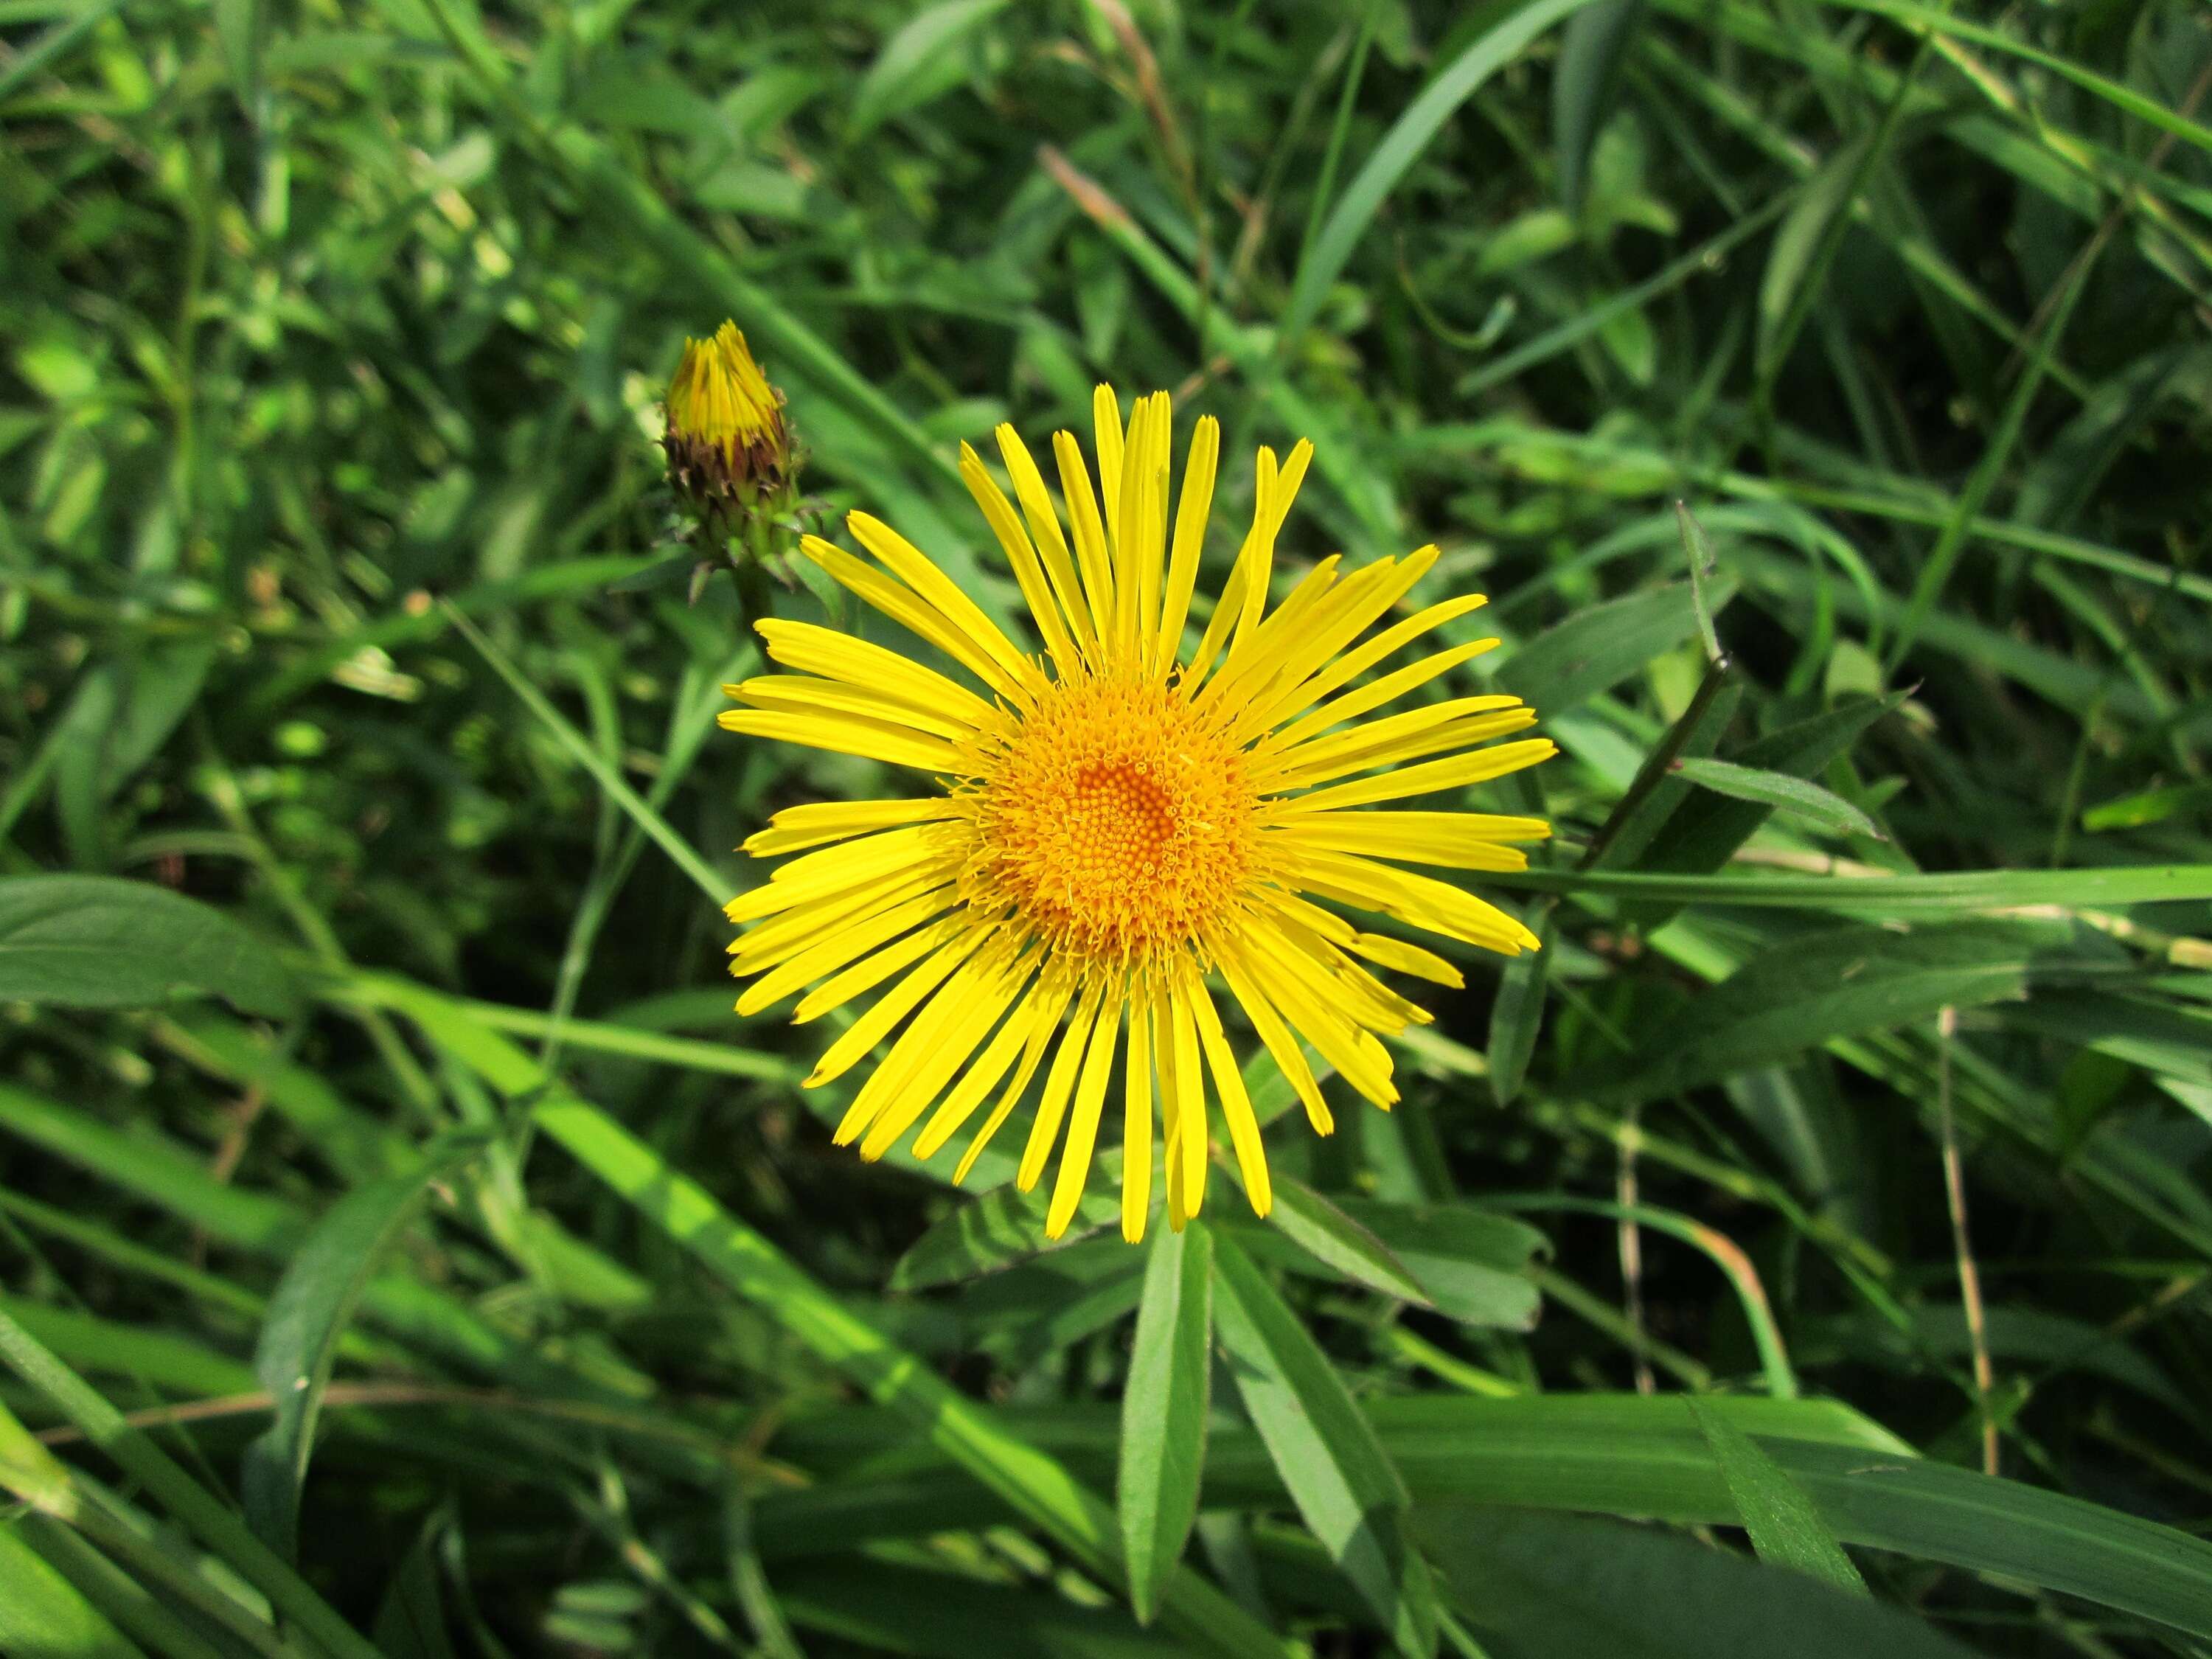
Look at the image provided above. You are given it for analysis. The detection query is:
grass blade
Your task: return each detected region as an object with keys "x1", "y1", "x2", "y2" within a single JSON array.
[{"x1": 1283, "y1": 0, "x2": 1604, "y2": 346}]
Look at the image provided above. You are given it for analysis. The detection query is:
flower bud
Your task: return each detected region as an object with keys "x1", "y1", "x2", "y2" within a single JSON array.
[{"x1": 663, "y1": 321, "x2": 795, "y2": 538}]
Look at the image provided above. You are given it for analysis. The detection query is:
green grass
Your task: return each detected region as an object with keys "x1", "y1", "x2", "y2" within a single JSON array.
[{"x1": 4, "y1": 1, "x2": 2212, "y2": 1655}]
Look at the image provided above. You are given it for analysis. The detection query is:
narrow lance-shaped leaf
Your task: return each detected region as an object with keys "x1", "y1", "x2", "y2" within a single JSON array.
[
  {"x1": 243, "y1": 1133, "x2": 490, "y2": 1560},
  {"x1": 1672, "y1": 757, "x2": 1885, "y2": 841},
  {"x1": 1554, "y1": 0, "x2": 1646, "y2": 215},
  {"x1": 1423, "y1": 1507, "x2": 1978, "y2": 1659},
  {"x1": 1238, "y1": 1172, "x2": 1430, "y2": 1306},
  {"x1": 1120, "y1": 1220, "x2": 1214, "y2": 1624},
  {"x1": 0, "y1": 876, "x2": 299, "y2": 1017},
  {"x1": 1210, "y1": 1232, "x2": 1438, "y2": 1657},
  {"x1": 1688, "y1": 1397, "x2": 1866, "y2": 1594},
  {"x1": 1487, "y1": 898, "x2": 1555, "y2": 1107}
]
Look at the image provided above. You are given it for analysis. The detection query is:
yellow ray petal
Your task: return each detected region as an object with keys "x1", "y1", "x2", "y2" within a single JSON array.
[
  {"x1": 1180, "y1": 445, "x2": 1277, "y2": 689},
  {"x1": 1341, "y1": 929, "x2": 1465, "y2": 989},
  {"x1": 1133, "y1": 396, "x2": 1169, "y2": 670},
  {"x1": 1093, "y1": 383, "x2": 1125, "y2": 554},
  {"x1": 724, "y1": 825, "x2": 954, "y2": 924},
  {"x1": 1195, "y1": 550, "x2": 1350, "y2": 717},
  {"x1": 1154, "y1": 986, "x2": 1190, "y2": 1232},
  {"x1": 1154, "y1": 415, "x2": 1220, "y2": 678},
  {"x1": 1182, "y1": 964, "x2": 1267, "y2": 1217},
  {"x1": 717, "y1": 706, "x2": 968, "y2": 776},
  {"x1": 1052, "y1": 429, "x2": 1118, "y2": 652},
  {"x1": 995, "y1": 424, "x2": 1097, "y2": 664},
  {"x1": 804, "y1": 925, "x2": 994, "y2": 1089},
  {"x1": 1214, "y1": 939, "x2": 1334, "y2": 1135},
  {"x1": 729, "y1": 868, "x2": 951, "y2": 973},
  {"x1": 1253, "y1": 594, "x2": 1492, "y2": 738},
  {"x1": 1265, "y1": 737, "x2": 1558, "y2": 816},
  {"x1": 728, "y1": 675, "x2": 978, "y2": 744},
  {"x1": 798, "y1": 535, "x2": 1030, "y2": 705},
  {"x1": 755, "y1": 618, "x2": 998, "y2": 729},
  {"x1": 853, "y1": 952, "x2": 1034, "y2": 1158},
  {"x1": 735, "y1": 886, "x2": 961, "y2": 1015},
  {"x1": 1281, "y1": 709, "x2": 1542, "y2": 793},
  {"x1": 1121, "y1": 982, "x2": 1155, "y2": 1243},
  {"x1": 1261, "y1": 703, "x2": 1535, "y2": 791},
  {"x1": 959, "y1": 442, "x2": 1082, "y2": 677},
  {"x1": 1234, "y1": 923, "x2": 1399, "y2": 1108},
  {"x1": 790, "y1": 911, "x2": 974, "y2": 1024},
  {"x1": 1260, "y1": 636, "x2": 1499, "y2": 757},
  {"x1": 836, "y1": 947, "x2": 1015, "y2": 1147},
  {"x1": 1018, "y1": 978, "x2": 1107, "y2": 1192},
  {"x1": 1225, "y1": 545, "x2": 1441, "y2": 744},
  {"x1": 915, "y1": 972, "x2": 1066, "y2": 1160},
  {"x1": 1294, "y1": 847, "x2": 1541, "y2": 954},
  {"x1": 845, "y1": 511, "x2": 1044, "y2": 700},
  {"x1": 742, "y1": 796, "x2": 961, "y2": 858},
  {"x1": 1235, "y1": 439, "x2": 1312, "y2": 645},
  {"x1": 951, "y1": 973, "x2": 1078, "y2": 1180},
  {"x1": 1046, "y1": 985, "x2": 1125, "y2": 1239},
  {"x1": 1267, "y1": 813, "x2": 1537, "y2": 873}
]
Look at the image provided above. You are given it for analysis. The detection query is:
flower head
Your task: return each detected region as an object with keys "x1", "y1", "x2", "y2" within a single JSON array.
[
  {"x1": 664, "y1": 321, "x2": 793, "y2": 534},
  {"x1": 720, "y1": 389, "x2": 1554, "y2": 1242}
]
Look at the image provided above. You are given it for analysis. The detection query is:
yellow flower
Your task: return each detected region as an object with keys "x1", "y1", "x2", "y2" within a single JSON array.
[
  {"x1": 720, "y1": 388, "x2": 1554, "y2": 1243},
  {"x1": 664, "y1": 321, "x2": 792, "y2": 529}
]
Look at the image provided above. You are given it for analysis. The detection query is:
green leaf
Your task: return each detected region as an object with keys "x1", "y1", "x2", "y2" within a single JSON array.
[
  {"x1": 0, "y1": 1296, "x2": 257, "y2": 1397},
  {"x1": 243, "y1": 1134, "x2": 489, "y2": 1561},
  {"x1": 889, "y1": 1181, "x2": 1084, "y2": 1289},
  {"x1": 0, "y1": 1518, "x2": 148, "y2": 1659},
  {"x1": 1119, "y1": 1220, "x2": 1214, "y2": 1625},
  {"x1": 1592, "y1": 921, "x2": 2084, "y2": 1102},
  {"x1": 1671, "y1": 757, "x2": 1884, "y2": 840},
  {"x1": 1688, "y1": 1398, "x2": 1865, "y2": 1593},
  {"x1": 1677, "y1": 500, "x2": 1725, "y2": 664},
  {"x1": 1493, "y1": 862, "x2": 2212, "y2": 913},
  {"x1": 1553, "y1": 0, "x2": 1646, "y2": 215},
  {"x1": 373, "y1": 1512, "x2": 460, "y2": 1659},
  {"x1": 0, "y1": 876, "x2": 299, "y2": 1017},
  {"x1": 1486, "y1": 899, "x2": 1555, "y2": 1106},
  {"x1": 847, "y1": 0, "x2": 1011, "y2": 139},
  {"x1": 774, "y1": 1559, "x2": 1190, "y2": 1657},
  {"x1": 1211, "y1": 1233, "x2": 1437, "y2": 1656},
  {"x1": 1500, "y1": 581, "x2": 1728, "y2": 717},
  {"x1": 1423, "y1": 1508, "x2": 1977, "y2": 1658},
  {"x1": 1243, "y1": 1174, "x2": 1431, "y2": 1306},
  {"x1": 1334, "y1": 1200, "x2": 1547, "y2": 1331},
  {"x1": 1630, "y1": 694, "x2": 1902, "y2": 894},
  {"x1": 1284, "y1": 0, "x2": 1605, "y2": 344},
  {"x1": 211, "y1": 0, "x2": 262, "y2": 116},
  {"x1": 1756, "y1": 134, "x2": 1871, "y2": 378},
  {"x1": 52, "y1": 638, "x2": 216, "y2": 869}
]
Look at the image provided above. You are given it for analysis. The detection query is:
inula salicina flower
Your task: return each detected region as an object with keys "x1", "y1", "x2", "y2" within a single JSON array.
[{"x1": 720, "y1": 389, "x2": 1554, "y2": 1242}]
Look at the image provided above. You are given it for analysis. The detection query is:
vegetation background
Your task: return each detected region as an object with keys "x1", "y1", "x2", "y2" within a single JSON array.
[{"x1": 4, "y1": 0, "x2": 2212, "y2": 1655}]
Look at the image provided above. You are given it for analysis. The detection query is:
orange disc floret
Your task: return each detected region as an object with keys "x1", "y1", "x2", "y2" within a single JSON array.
[{"x1": 964, "y1": 671, "x2": 1257, "y2": 970}]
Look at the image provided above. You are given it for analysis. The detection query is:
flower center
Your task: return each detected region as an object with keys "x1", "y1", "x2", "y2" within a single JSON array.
[{"x1": 966, "y1": 672, "x2": 1257, "y2": 967}]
